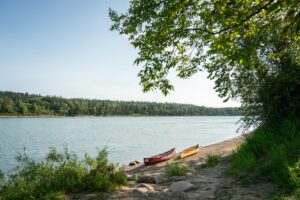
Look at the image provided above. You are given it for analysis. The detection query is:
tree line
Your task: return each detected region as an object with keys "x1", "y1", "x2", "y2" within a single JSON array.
[{"x1": 0, "y1": 91, "x2": 240, "y2": 116}]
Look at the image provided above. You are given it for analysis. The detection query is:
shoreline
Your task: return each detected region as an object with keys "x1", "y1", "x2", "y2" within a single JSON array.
[
  {"x1": 124, "y1": 136, "x2": 245, "y2": 174},
  {"x1": 106, "y1": 135, "x2": 277, "y2": 199},
  {"x1": 0, "y1": 115, "x2": 242, "y2": 118}
]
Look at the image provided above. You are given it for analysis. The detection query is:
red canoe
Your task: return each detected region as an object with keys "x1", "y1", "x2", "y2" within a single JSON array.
[{"x1": 144, "y1": 148, "x2": 176, "y2": 165}]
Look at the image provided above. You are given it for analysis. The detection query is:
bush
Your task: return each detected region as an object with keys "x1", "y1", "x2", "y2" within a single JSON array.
[
  {"x1": 229, "y1": 120, "x2": 300, "y2": 194},
  {"x1": 0, "y1": 147, "x2": 127, "y2": 199},
  {"x1": 288, "y1": 161, "x2": 300, "y2": 189},
  {"x1": 165, "y1": 162, "x2": 189, "y2": 177},
  {"x1": 270, "y1": 188, "x2": 300, "y2": 200},
  {"x1": 206, "y1": 155, "x2": 222, "y2": 167}
]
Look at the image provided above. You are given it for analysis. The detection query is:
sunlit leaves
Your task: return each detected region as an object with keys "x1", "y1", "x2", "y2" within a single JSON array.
[{"x1": 110, "y1": 0, "x2": 300, "y2": 126}]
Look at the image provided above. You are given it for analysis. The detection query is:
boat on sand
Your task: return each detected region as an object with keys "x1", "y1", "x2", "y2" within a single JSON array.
[
  {"x1": 179, "y1": 144, "x2": 200, "y2": 159},
  {"x1": 144, "y1": 148, "x2": 176, "y2": 165}
]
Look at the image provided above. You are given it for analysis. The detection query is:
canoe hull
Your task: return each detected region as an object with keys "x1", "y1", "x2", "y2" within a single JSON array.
[
  {"x1": 180, "y1": 145, "x2": 200, "y2": 159},
  {"x1": 144, "y1": 148, "x2": 176, "y2": 165}
]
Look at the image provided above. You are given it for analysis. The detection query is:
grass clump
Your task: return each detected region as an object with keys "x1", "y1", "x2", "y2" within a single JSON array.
[
  {"x1": 206, "y1": 155, "x2": 222, "y2": 167},
  {"x1": 165, "y1": 162, "x2": 189, "y2": 177},
  {"x1": 0, "y1": 147, "x2": 127, "y2": 200},
  {"x1": 229, "y1": 120, "x2": 300, "y2": 197}
]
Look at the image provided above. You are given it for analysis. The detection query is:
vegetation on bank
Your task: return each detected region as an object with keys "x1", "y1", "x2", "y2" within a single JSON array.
[
  {"x1": 0, "y1": 148, "x2": 127, "y2": 200},
  {"x1": 110, "y1": 0, "x2": 300, "y2": 198},
  {"x1": 0, "y1": 0, "x2": 298, "y2": 198},
  {"x1": 165, "y1": 162, "x2": 189, "y2": 177},
  {"x1": 0, "y1": 91, "x2": 240, "y2": 117},
  {"x1": 230, "y1": 120, "x2": 300, "y2": 199},
  {"x1": 206, "y1": 155, "x2": 222, "y2": 167},
  {"x1": 7, "y1": 0, "x2": 294, "y2": 198}
]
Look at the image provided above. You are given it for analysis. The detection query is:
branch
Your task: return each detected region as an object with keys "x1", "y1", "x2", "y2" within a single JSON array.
[{"x1": 183, "y1": 0, "x2": 275, "y2": 35}]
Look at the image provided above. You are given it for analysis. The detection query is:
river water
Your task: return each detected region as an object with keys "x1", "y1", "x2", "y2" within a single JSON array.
[{"x1": 0, "y1": 116, "x2": 241, "y2": 173}]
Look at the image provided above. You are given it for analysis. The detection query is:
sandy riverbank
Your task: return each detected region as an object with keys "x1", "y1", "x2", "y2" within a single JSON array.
[
  {"x1": 124, "y1": 136, "x2": 245, "y2": 176},
  {"x1": 70, "y1": 136, "x2": 277, "y2": 200}
]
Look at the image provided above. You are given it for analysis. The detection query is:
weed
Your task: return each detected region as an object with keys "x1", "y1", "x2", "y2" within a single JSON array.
[
  {"x1": 165, "y1": 162, "x2": 189, "y2": 177},
  {"x1": 0, "y1": 147, "x2": 127, "y2": 199},
  {"x1": 206, "y1": 155, "x2": 222, "y2": 167},
  {"x1": 229, "y1": 120, "x2": 300, "y2": 197}
]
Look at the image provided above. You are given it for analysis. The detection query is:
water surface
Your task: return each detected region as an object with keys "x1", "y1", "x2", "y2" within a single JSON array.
[{"x1": 0, "y1": 116, "x2": 241, "y2": 173}]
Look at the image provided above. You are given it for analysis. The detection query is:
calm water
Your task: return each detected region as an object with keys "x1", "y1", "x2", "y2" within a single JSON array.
[{"x1": 0, "y1": 116, "x2": 241, "y2": 173}]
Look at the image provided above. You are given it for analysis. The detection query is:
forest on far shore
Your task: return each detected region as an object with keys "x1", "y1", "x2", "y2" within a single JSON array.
[{"x1": 0, "y1": 91, "x2": 240, "y2": 116}]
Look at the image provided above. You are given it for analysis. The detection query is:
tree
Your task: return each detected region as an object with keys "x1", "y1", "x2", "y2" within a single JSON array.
[
  {"x1": 110, "y1": 0, "x2": 300, "y2": 128},
  {"x1": 16, "y1": 99, "x2": 28, "y2": 114},
  {"x1": 2, "y1": 98, "x2": 14, "y2": 114},
  {"x1": 30, "y1": 102, "x2": 41, "y2": 114}
]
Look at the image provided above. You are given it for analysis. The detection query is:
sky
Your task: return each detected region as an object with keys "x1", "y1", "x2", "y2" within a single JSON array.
[{"x1": 0, "y1": 0, "x2": 240, "y2": 107}]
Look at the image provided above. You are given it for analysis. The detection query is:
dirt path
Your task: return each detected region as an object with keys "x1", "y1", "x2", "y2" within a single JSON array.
[
  {"x1": 107, "y1": 136, "x2": 277, "y2": 200},
  {"x1": 109, "y1": 160, "x2": 276, "y2": 200}
]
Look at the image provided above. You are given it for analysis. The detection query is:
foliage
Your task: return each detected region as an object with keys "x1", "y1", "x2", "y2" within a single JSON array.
[
  {"x1": 206, "y1": 155, "x2": 222, "y2": 167},
  {"x1": 229, "y1": 120, "x2": 300, "y2": 191},
  {"x1": 0, "y1": 147, "x2": 127, "y2": 200},
  {"x1": 0, "y1": 91, "x2": 240, "y2": 116},
  {"x1": 110, "y1": 1, "x2": 300, "y2": 198},
  {"x1": 165, "y1": 162, "x2": 189, "y2": 177},
  {"x1": 110, "y1": 0, "x2": 300, "y2": 128},
  {"x1": 270, "y1": 188, "x2": 300, "y2": 200},
  {"x1": 242, "y1": 57, "x2": 300, "y2": 128}
]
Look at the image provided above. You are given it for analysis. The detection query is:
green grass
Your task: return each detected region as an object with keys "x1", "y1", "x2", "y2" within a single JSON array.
[
  {"x1": 206, "y1": 155, "x2": 222, "y2": 167},
  {"x1": 269, "y1": 189, "x2": 300, "y2": 200},
  {"x1": 0, "y1": 147, "x2": 127, "y2": 200},
  {"x1": 165, "y1": 162, "x2": 189, "y2": 177},
  {"x1": 229, "y1": 119, "x2": 300, "y2": 198}
]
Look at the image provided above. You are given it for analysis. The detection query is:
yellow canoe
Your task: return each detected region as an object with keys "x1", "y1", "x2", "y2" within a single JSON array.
[{"x1": 180, "y1": 145, "x2": 200, "y2": 159}]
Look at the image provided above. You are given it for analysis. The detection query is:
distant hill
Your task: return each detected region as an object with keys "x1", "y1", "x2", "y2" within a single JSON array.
[{"x1": 0, "y1": 91, "x2": 241, "y2": 116}]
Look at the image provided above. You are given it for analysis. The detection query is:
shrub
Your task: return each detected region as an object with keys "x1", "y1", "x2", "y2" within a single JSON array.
[
  {"x1": 0, "y1": 147, "x2": 127, "y2": 199},
  {"x1": 230, "y1": 120, "x2": 300, "y2": 195},
  {"x1": 206, "y1": 155, "x2": 222, "y2": 167},
  {"x1": 270, "y1": 188, "x2": 300, "y2": 200},
  {"x1": 165, "y1": 162, "x2": 189, "y2": 177}
]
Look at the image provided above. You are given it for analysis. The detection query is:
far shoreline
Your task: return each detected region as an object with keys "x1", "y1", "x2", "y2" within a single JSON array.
[{"x1": 0, "y1": 115, "x2": 242, "y2": 118}]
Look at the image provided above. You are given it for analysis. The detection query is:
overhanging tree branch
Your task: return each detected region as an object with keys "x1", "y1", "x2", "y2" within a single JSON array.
[{"x1": 183, "y1": 0, "x2": 275, "y2": 35}]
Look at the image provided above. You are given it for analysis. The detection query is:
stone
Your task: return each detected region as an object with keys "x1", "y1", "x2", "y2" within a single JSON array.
[
  {"x1": 186, "y1": 172, "x2": 194, "y2": 176},
  {"x1": 138, "y1": 175, "x2": 156, "y2": 183},
  {"x1": 167, "y1": 175, "x2": 187, "y2": 182},
  {"x1": 125, "y1": 174, "x2": 133, "y2": 180},
  {"x1": 136, "y1": 183, "x2": 155, "y2": 192},
  {"x1": 167, "y1": 191, "x2": 188, "y2": 199},
  {"x1": 126, "y1": 174, "x2": 139, "y2": 181},
  {"x1": 127, "y1": 180, "x2": 136, "y2": 186},
  {"x1": 188, "y1": 177, "x2": 206, "y2": 183},
  {"x1": 155, "y1": 176, "x2": 165, "y2": 184},
  {"x1": 204, "y1": 186, "x2": 212, "y2": 191},
  {"x1": 120, "y1": 186, "x2": 132, "y2": 191},
  {"x1": 169, "y1": 181, "x2": 196, "y2": 192},
  {"x1": 133, "y1": 188, "x2": 148, "y2": 197},
  {"x1": 129, "y1": 160, "x2": 140, "y2": 166},
  {"x1": 79, "y1": 193, "x2": 99, "y2": 200}
]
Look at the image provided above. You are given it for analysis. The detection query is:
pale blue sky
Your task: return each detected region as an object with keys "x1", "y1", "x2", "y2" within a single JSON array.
[{"x1": 0, "y1": 0, "x2": 239, "y2": 107}]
